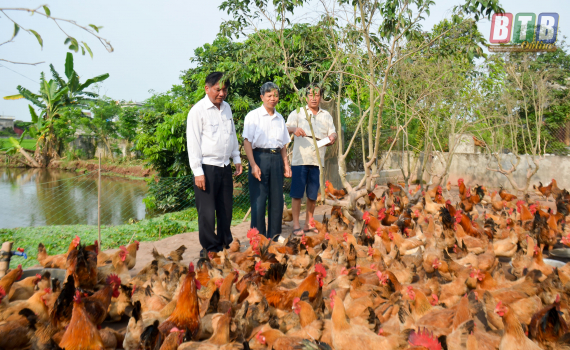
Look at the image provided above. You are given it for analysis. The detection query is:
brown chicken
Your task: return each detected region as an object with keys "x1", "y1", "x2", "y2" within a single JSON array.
[
  {"x1": 66, "y1": 242, "x2": 98, "y2": 289},
  {"x1": 325, "y1": 180, "x2": 346, "y2": 199},
  {"x1": 83, "y1": 274, "x2": 122, "y2": 326},
  {"x1": 37, "y1": 235, "x2": 80, "y2": 269},
  {"x1": 125, "y1": 240, "x2": 140, "y2": 270},
  {"x1": 158, "y1": 262, "x2": 201, "y2": 339},
  {"x1": 330, "y1": 292, "x2": 409, "y2": 350},
  {"x1": 529, "y1": 295, "x2": 568, "y2": 348},
  {"x1": 59, "y1": 291, "x2": 105, "y2": 350},
  {"x1": 495, "y1": 301, "x2": 541, "y2": 350},
  {"x1": 8, "y1": 273, "x2": 41, "y2": 301},
  {"x1": 534, "y1": 180, "x2": 554, "y2": 201},
  {"x1": 499, "y1": 187, "x2": 518, "y2": 202},
  {"x1": 0, "y1": 264, "x2": 23, "y2": 297}
]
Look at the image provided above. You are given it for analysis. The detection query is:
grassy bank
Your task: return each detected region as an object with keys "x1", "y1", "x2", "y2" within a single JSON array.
[{"x1": 0, "y1": 208, "x2": 243, "y2": 269}]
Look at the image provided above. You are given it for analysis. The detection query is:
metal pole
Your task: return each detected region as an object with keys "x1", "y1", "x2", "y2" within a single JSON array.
[{"x1": 98, "y1": 157, "x2": 102, "y2": 247}]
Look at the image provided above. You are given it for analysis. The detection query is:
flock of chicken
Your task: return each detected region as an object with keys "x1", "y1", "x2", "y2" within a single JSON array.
[{"x1": 1, "y1": 178, "x2": 570, "y2": 350}]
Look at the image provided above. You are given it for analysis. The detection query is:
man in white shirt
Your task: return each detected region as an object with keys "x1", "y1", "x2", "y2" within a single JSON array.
[
  {"x1": 187, "y1": 72, "x2": 242, "y2": 254},
  {"x1": 242, "y1": 82, "x2": 292, "y2": 240},
  {"x1": 286, "y1": 85, "x2": 337, "y2": 235}
]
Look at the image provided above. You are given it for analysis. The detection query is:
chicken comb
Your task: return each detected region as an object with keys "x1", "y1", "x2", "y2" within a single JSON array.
[
  {"x1": 315, "y1": 263, "x2": 327, "y2": 278},
  {"x1": 362, "y1": 211, "x2": 370, "y2": 224},
  {"x1": 0, "y1": 286, "x2": 5, "y2": 299},
  {"x1": 189, "y1": 262, "x2": 195, "y2": 273},
  {"x1": 120, "y1": 245, "x2": 128, "y2": 253},
  {"x1": 44, "y1": 288, "x2": 52, "y2": 294},
  {"x1": 325, "y1": 180, "x2": 331, "y2": 187},
  {"x1": 106, "y1": 274, "x2": 121, "y2": 286},
  {"x1": 135, "y1": 240, "x2": 140, "y2": 249},
  {"x1": 74, "y1": 290, "x2": 82, "y2": 303},
  {"x1": 36, "y1": 273, "x2": 42, "y2": 279},
  {"x1": 247, "y1": 227, "x2": 259, "y2": 239},
  {"x1": 292, "y1": 297, "x2": 301, "y2": 308},
  {"x1": 72, "y1": 235, "x2": 81, "y2": 245},
  {"x1": 408, "y1": 328, "x2": 442, "y2": 350},
  {"x1": 329, "y1": 289, "x2": 337, "y2": 298},
  {"x1": 458, "y1": 178, "x2": 464, "y2": 183}
]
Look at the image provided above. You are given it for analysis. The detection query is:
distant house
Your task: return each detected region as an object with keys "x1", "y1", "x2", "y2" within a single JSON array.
[
  {"x1": 0, "y1": 116, "x2": 15, "y2": 130},
  {"x1": 14, "y1": 126, "x2": 24, "y2": 136}
]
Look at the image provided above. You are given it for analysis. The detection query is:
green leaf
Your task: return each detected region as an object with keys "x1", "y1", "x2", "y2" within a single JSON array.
[
  {"x1": 12, "y1": 23, "x2": 20, "y2": 39},
  {"x1": 88, "y1": 24, "x2": 100, "y2": 33},
  {"x1": 65, "y1": 52, "x2": 74, "y2": 79},
  {"x1": 28, "y1": 105, "x2": 39, "y2": 123},
  {"x1": 81, "y1": 46, "x2": 85, "y2": 55},
  {"x1": 29, "y1": 30, "x2": 43, "y2": 48},
  {"x1": 79, "y1": 73, "x2": 110, "y2": 91},
  {"x1": 82, "y1": 42, "x2": 93, "y2": 58},
  {"x1": 3, "y1": 94, "x2": 24, "y2": 100},
  {"x1": 43, "y1": 5, "x2": 51, "y2": 16},
  {"x1": 69, "y1": 44, "x2": 78, "y2": 52},
  {"x1": 8, "y1": 137, "x2": 21, "y2": 149}
]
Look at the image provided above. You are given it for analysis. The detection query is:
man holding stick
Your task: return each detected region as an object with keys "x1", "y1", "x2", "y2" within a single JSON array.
[
  {"x1": 187, "y1": 72, "x2": 242, "y2": 255},
  {"x1": 286, "y1": 84, "x2": 337, "y2": 235}
]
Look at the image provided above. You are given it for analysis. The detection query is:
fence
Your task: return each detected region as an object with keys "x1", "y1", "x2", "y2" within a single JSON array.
[{"x1": 0, "y1": 166, "x2": 291, "y2": 231}]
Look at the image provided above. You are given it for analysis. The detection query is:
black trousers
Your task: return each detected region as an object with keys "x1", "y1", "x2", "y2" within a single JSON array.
[
  {"x1": 249, "y1": 150, "x2": 284, "y2": 239},
  {"x1": 194, "y1": 164, "x2": 233, "y2": 252}
]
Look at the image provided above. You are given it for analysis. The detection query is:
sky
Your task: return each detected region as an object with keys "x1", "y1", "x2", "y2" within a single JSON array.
[{"x1": 0, "y1": 0, "x2": 568, "y2": 121}]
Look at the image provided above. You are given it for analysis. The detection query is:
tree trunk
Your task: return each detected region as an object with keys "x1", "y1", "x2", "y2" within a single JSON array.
[
  {"x1": 321, "y1": 98, "x2": 343, "y2": 189},
  {"x1": 19, "y1": 147, "x2": 41, "y2": 168}
]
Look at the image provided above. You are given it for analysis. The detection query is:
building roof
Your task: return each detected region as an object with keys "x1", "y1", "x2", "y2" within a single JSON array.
[{"x1": 0, "y1": 115, "x2": 15, "y2": 120}]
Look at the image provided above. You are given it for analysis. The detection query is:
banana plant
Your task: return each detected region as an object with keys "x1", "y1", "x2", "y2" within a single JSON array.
[
  {"x1": 1, "y1": 131, "x2": 40, "y2": 167},
  {"x1": 3, "y1": 52, "x2": 109, "y2": 167}
]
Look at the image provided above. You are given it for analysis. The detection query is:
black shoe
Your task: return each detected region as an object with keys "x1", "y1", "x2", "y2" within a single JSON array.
[
  {"x1": 199, "y1": 249, "x2": 208, "y2": 259},
  {"x1": 272, "y1": 234, "x2": 281, "y2": 242}
]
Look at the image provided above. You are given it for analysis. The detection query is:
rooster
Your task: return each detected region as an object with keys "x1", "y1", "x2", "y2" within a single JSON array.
[
  {"x1": 533, "y1": 180, "x2": 554, "y2": 202},
  {"x1": 59, "y1": 291, "x2": 105, "y2": 350},
  {"x1": 66, "y1": 243, "x2": 98, "y2": 290},
  {"x1": 83, "y1": 274, "x2": 122, "y2": 326},
  {"x1": 158, "y1": 262, "x2": 201, "y2": 340},
  {"x1": 260, "y1": 264, "x2": 326, "y2": 310},
  {"x1": 529, "y1": 294, "x2": 568, "y2": 348},
  {"x1": 499, "y1": 187, "x2": 517, "y2": 202},
  {"x1": 325, "y1": 180, "x2": 346, "y2": 199}
]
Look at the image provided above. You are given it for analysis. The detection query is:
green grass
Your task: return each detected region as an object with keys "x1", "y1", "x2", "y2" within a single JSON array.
[
  {"x1": 0, "y1": 138, "x2": 36, "y2": 150},
  {"x1": 0, "y1": 208, "x2": 246, "y2": 269}
]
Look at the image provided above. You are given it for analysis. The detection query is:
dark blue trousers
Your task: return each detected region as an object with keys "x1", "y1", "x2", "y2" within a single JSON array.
[{"x1": 249, "y1": 150, "x2": 284, "y2": 239}]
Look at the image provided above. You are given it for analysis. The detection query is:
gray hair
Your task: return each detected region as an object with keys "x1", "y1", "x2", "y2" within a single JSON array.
[{"x1": 260, "y1": 82, "x2": 279, "y2": 96}]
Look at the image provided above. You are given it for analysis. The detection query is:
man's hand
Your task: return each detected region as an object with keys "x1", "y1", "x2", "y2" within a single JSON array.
[
  {"x1": 234, "y1": 164, "x2": 243, "y2": 176},
  {"x1": 251, "y1": 164, "x2": 262, "y2": 181},
  {"x1": 327, "y1": 133, "x2": 337, "y2": 146},
  {"x1": 284, "y1": 165, "x2": 292, "y2": 178},
  {"x1": 294, "y1": 127, "x2": 307, "y2": 137},
  {"x1": 194, "y1": 175, "x2": 206, "y2": 191}
]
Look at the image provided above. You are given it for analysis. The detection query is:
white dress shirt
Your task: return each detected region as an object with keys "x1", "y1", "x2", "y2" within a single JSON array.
[
  {"x1": 286, "y1": 106, "x2": 336, "y2": 166},
  {"x1": 242, "y1": 106, "x2": 290, "y2": 149},
  {"x1": 186, "y1": 96, "x2": 241, "y2": 177}
]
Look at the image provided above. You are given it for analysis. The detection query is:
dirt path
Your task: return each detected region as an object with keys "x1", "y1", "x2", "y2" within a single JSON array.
[{"x1": 100, "y1": 204, "x2": 333, "y2": 275}]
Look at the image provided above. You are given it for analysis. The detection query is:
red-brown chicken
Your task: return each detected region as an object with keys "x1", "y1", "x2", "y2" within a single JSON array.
[
  {"x1": 158, "y1": 262, "x2": 201, "y2": 339},
  {"x1": 59, "y1": 291, "x2": 105, "y2": 350}
]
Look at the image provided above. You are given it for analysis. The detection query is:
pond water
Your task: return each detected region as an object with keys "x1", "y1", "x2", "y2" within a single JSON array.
[{"x1": 0, "y1": 168, "x2": 148, "y2": 229}]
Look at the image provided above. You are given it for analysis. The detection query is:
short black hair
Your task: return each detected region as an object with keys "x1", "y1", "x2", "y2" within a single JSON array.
[
  {"x1": 205, "y1": 72, "x2": 228, "y2": 88},
  {"x1": 306, "y1": 83, "x2": 323, "y2": 95}
]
